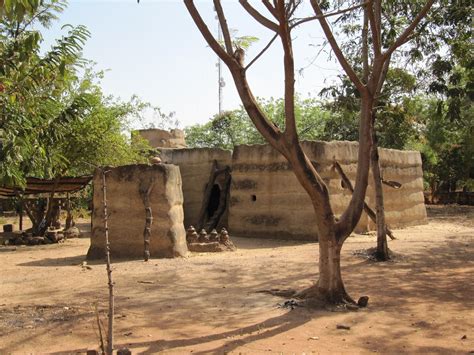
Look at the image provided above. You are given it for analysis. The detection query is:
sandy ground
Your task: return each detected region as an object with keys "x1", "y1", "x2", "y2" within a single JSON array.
[{"x1": 0, "y1": 205, "x2": 473, "y2": 354}]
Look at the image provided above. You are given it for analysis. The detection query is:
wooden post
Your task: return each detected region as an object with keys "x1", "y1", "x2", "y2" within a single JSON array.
[
  {"x1": 332, "y1": 161, "x2": 395, "y2": 240},
  {"x1": 65, "y1": 192, "x2": 73, "y2": 229},
  {"x1": 139, "y1": 177, "x2": 155, "y2": 261},
  {"x1": 101, "y1": 169, "x2": 114, "y2": 355},
  {"x1": 144, "y1": 207, "x2": 152, "y2": 261},
  {"x1": 19, "y1": 195, "x2": 24, "y2": 231}
]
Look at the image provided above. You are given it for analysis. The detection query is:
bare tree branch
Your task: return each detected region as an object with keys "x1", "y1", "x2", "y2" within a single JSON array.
[
  {"x1": 239, "y1": 0, "x2": 280, "y2": 33},
  {"x1": 183, "y1": 0, "x2": 236, "y2": 68},
  {"x1": 286, "y1": 0, "x2": 300, "y2": 19},
  {"x1": 310, "y1": 0, "x2": 366, "y2": 94},
  {"x1": 333, "y1": 161, "x2": 396, "y2": 242},
  {"x1": 213, "y1": 0, "x2": 233, "y2": 55},
  {"x1": 375, "y1": 53, "x2": 391, "y2": 98},
  {"x1": 292, "y1": 1, "x2": 369, "y2": 28},
  {"x1": 374, "y1": 0, "x2": 382, "y2": 34},
  {"x1": 184, "y1": 0, "x2": 282, "y2": 145},
  {"x1": 262, "y1": 0, "x2": 278, "y2": 19},
  {"x1": 362, "y1": 2, "x2": 370, "y2": 83},
  {"x1": 245, "y1": 33, "x2": 278, "y2": 71},
  {"x1": 383, "y1": 0, "x2": 435, "y2": 59},
  {"x1": 275, "y1": 1, "x2": 298, "y2": 139},
  {"x1": 367, "y1": 1, "x2": 382, "y2": 56}
]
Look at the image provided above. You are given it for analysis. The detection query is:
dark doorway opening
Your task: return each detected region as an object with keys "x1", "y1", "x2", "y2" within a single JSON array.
[{"x1": 207, "y1": 184, "x2": 221, "y2": 218}]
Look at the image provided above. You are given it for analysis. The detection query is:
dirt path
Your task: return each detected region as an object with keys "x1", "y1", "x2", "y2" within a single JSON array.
[{"x1": 0, "y1": 206, "x2": 473, "y2": 354}]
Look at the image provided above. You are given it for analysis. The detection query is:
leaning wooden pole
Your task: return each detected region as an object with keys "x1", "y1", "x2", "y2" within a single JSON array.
[
  {"x1": 370, "y1": 134, "x2": 390, "y2": 260},
  {"x1": 333, "y1": 161, "x2": 395, "y2": 240},
  {"x1": 101, "y1": 169, "x2": 114, "y2": 355}
]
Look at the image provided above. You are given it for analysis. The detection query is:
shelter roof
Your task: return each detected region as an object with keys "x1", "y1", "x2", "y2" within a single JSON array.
[{"x1": 0, "y1": 176, "x2": 92, "y2": 198}]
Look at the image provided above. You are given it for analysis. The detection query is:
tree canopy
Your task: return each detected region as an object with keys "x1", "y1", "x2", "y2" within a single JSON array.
[
  {"x1": 0, "y1": 0, "x2": 152, "y2": 186},
  {"x1": 184, "y1": 0, "x2": 473, "y2": 195}
]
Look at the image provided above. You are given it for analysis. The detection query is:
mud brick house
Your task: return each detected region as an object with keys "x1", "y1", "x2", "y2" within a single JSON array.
[{"x1": 88, "y1": 129, "x2": 426, "y2": 258}]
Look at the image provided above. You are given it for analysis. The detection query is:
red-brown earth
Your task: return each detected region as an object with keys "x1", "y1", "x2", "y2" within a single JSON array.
[{"x1": 0, "y1": 205, "x2": 473, "y2": 354}]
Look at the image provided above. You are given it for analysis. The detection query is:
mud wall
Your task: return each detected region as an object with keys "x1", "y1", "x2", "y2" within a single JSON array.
[
  {"x1": 87, "y1": 164, "x2": 188, "y2": 259},
  {"x1": 367, "y1": 148, "x2": 427, "y2": 229},
  {"x1": 159, "y1": 148, "x2": 232, "y2": 228},
  {"x1": 229, "y1": 141, "x2": 426, "y2": 240},
  {"x1": 136, "y1": 128, "x2": 186, "y2": 149}
]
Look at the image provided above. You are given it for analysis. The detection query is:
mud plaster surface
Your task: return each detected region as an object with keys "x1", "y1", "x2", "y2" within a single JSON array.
[{"x1": 0, "y1": 205, "x2": 473, "y2": 354}]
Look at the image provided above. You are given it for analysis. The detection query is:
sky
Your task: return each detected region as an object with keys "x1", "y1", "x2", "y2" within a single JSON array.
[{"x1": 42, "y1": 0, "x2": 342, "y2": 129}]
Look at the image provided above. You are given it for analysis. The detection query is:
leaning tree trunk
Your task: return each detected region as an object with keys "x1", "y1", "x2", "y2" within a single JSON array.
[{"x1": 370, "y1": 131, "x2": 390, "y2": 261}]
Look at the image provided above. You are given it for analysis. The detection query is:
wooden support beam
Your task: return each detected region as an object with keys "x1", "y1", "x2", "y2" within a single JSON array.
[{"x1": 333, "y1": 161, "x2": 396, "y2": 240}]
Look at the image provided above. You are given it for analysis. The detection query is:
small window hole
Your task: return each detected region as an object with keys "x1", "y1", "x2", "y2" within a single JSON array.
[{"x1": 251, "y1": 195, "x2": 257, "y2": 202}]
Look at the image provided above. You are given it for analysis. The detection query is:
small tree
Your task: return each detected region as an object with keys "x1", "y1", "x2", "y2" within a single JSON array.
[
  {"x1": 184, "y1": 0, "x2": 434, "y2": 304},
  {"x1": 0, "y1": 1, "x2": 152, "y2": 234}
]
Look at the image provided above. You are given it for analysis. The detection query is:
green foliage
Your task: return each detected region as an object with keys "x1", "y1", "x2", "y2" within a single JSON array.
[
  {"x1": 185, "y1": 110, "x2": 261, "y2": 149},
  {"x1": 0, "y1": 0, "x2": 153, "y2": 185},
  {"x1": 218, "y1": 28, "x2": 259, "y2": 51},
  {"x1": 317, "y1": 0, "x2": 473, "y2": 193},
  {"x1": 185, "y1": 96, "x2": 331, "y2": 149}
]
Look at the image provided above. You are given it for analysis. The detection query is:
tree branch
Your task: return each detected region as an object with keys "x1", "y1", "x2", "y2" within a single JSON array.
[
  {"x1": 183, "y1": 0, "x2": 236, "y2": 68},
  {"x1": 367, "y1": 1, "x2": 382, "y2": 56},
  {"x1": 310, "y1": 0, "x2": 366, "y2": 94},
  {"x1": 292, "y1": 1, "x2": 369, "y2": 28},
  {"x1": 213, "y1": 0, "x2": 233, "y2": 55},
  {"x1": 262, "y1": 0, "x2": 278, "y2": 19},
  {"x1": 286, "y1": 0, "x2": 300, "y2": 19},
  {"x1": 375, "y1": 53, "x2": 391, "y2": 98},
  {"x1": 383, "y1": 0, "x2": 436, "y2": 60},
  {"x1": 184, "y1": 0, "x2": 282, "y2": 146},
  {"x1": 239, "y1": 0, "x2": 280, "y2": 33},
  {"x1": 333, "y1": 161, "x2": 396, "y2": 242},
  {"x1": 245, "y1": 33, "x2": 278, "y2": 71},
  {"x1": 362, "y1": 3, "x2": 370, "y2": 83},
  {"x1": 275, "y1": 1, "x2": 297, "y2": 139}
]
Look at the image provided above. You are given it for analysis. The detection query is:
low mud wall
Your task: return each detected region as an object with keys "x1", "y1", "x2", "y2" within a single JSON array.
[
  {"x1": 367, "y1": 148, "x2": 427, "y2": 229},
  {"x1": 229, "y1": 141, "x2": 426, "y2": 240},
  {"x1": 87, "y1": 164, "x2": 188, "y2": 260}
]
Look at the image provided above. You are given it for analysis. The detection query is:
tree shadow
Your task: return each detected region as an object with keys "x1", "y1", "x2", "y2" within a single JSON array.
[
  {"x1": 49, "y1": 308, "x2": 313, "y2": 354},
  {"x1": 2, "y1": 224, "x2": 473, "y2": 353},
  {"x1": 233, "y1": 236, "x2": 314, "y2": 250},
  {"x1": 344, "y1": 237, "x2": 474, "y2": 312},
  {"x1": 17, "y1": 254, "x2": 87, "y2": 267}
]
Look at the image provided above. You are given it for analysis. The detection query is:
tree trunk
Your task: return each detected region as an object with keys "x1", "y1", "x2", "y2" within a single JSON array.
[
  {"x1": 297, "y1": 225, "x2": 353, "y2": 305},
  {"x1": 285, "y1": 144, "x2": 355, "y2": 304},
  {"x1": 65, "y1": 193, "x2": 74, "y2": 229},
  {"x1": 371, "y1": 132, "x2": 390, "y2": 261},
  {"x1": 24, "y1": 199, "x2": 46, "y2": 235},
  {"x1": 317, "y1": 237, "x2": 350, "y2": 302},
  {"x1": 38, "y1": 178, "x2": 60, "y2": 236}
]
